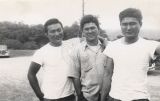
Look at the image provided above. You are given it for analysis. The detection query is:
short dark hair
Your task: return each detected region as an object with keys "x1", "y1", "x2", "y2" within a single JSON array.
[
  {"x1": 44, "y1": 18, "x2": 63, "y2": 33},
  {"x1": 80, "y1": 15, "x2": 100, "y2": 30},
  {"x1": 119, "y1": 8, "x2": 143, "y2": 25}
]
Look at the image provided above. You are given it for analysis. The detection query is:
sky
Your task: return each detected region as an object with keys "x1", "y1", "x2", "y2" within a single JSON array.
[{"x1": 0, "y1": 0, "x2": 160, "y2": 31}]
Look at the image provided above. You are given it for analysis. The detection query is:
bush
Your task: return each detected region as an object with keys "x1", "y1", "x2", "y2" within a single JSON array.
[
  {"x1": 23, "y1": 41, "x2": 38, "y2": 49},
  {"x1": 6, "y1": 39, "x2": 23, "y2": 49}
]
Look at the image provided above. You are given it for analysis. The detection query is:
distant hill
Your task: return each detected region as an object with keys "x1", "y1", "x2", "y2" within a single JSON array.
[
  {"x1": 106, "y1": 29, "x2": 160, "y2": 41},
  {"x1": 140, "y1": 29, "x2": 160, "y2": 41}
]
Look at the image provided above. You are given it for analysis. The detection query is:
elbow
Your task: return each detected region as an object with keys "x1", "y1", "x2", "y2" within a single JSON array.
[
  {"x1": 68, "y1": 76, "x2": 76, "y2": 82},
  {"x1": 27, "y1": 72, "x2": 32, "y2": 81},
  {"x1": 27, "y1": 71, "x2": 36, "y2": 81}
]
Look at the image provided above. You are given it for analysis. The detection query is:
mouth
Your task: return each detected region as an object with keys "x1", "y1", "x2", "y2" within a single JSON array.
[
  {"x1": 86, "y1": 32, "x2": 95, "y2": 36},
  {"x1": 50, "y1": 35, "x2": 63, "y2": 41},
  {"x1": 125, "y1": 31, "x2": 133, "y2": 35},
  {"x1": 56, "y1": 34, "x2": 63, "y2": 38}
]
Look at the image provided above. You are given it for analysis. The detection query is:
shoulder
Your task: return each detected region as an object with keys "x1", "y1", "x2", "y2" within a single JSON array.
[
  {"x1": 106, "y1": 38, "x2": 122, "y2": 48},
  {"x1": 70, "y1": 41, "x2": 86, "y2": 56},
  {"x1": 63, "y1": 38, "x2": 81, "y2": 48},
  {"x1": 112, "y1": 38, "x2": 123, "y2": 44},
  {"x1": 140, "y1": 37, "x2": 159, "y2": 45},
  {"x1": 34, "y1": 43, "x2": 49, "y2": 54},
  {"x1": 74, "y1": 42, "x2": 85, "y2": 52},
  {"x1": 64, "y1": 37, "x2": 80, "y2": 44}
]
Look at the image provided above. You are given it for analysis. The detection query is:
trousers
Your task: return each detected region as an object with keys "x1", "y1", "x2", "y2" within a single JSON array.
[
  {"x1": 43, "y1": 94, "x2": 75, "y2": 101},
  {"x1": 107, "y1": 96, "x2": 149, "y2": 101}
]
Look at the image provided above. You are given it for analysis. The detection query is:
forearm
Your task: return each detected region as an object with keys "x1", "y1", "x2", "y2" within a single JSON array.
[
  {"x1": 101, "y1": 57, "x2": 113, "y2": 101},
  {"x1": 28, "y1": 74, "x2": 44, "y2": 100},
  {"x1": 72, "y1": 78, "x2": 82, "y2": 96},
  {"x1": 101, "y1": 77, "x2": 111, "y2": 101},
  {"x1": 71, "y1": 77, "x2": 86, "y2": 101}
]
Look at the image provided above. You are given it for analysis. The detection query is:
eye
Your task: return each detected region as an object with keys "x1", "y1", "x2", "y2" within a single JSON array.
[
  {"x1": 121, "y1": 23, "x2": 128, "y2": 26},
  {"x1": 57, "y1": 28, "x2": 62, "y2": 32},
  {"x1": 84, "y1": 28, "x2": 89, "y2": 31},
  {"x1": 90, "y1": 26, "x2": 96, "y2": 30},
  {"x1": 129, "y1": 22, "x2": 136, "y2": 26},
  {"x1": 49, "y1": 30, "x2": 56, "y2": 33}
]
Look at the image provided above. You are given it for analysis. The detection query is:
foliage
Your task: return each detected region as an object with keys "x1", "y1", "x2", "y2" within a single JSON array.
[
  {"x1": 0, "y1": 22, "x2": 45, "y2": 49},
  {"x1": 0, "y1": 21, "x2": 109, "y2": 49},
  {"x1": 63, "y1": 22, "x2": 80, "y2": 40},
  {"x1": 5, "y1": 39, "x2": 23, "y2": 49},
  {"x1": 23, "y1": 41, "x2": 39, "y2": 49}
]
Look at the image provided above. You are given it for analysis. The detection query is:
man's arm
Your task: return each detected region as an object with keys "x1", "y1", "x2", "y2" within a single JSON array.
[
  {"x1": 101, "y1": 57, "x2": 114, "y2": 101},
  {"x1": 27, "y1": 62, "x2": 44, "y2": 101},
  {"x1": 98, "y1": 36, "x2": 108, "y2": 51},
  {"x1": 68, "y1": 46, "x2": 87, "y2": 101},
  {"x1": 155, "y1": 44, "x2": 160, "y2": 56},
  {"x1": 153, "y1": 44, "x2": 160, "y2": 63},
  {"x1": 70, "y1": 77, "x2": 86, "y2": 101}
]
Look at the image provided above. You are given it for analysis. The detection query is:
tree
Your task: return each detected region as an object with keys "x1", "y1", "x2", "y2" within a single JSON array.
[
  {"x1": 99, "y1": 29, "x2": 108, "y2": 39},
  {"x1": 23, "y1": 41, "x2": 39, "y2": 49},
  {"x1": 63, "y1": 22, "x2": 80, "y2": 40},
  {"x1": 5, "y1": 39, "x2": 23, "y2": 49}
]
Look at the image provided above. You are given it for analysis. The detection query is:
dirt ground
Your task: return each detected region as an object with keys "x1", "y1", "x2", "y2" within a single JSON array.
[{"x1": 0, "y1": 56, "x2": 160, "y2": 101}]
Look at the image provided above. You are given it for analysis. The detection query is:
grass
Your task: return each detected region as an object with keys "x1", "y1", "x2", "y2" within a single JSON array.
[
  {"x1": 0, "y1": 81, "x2": 37, "y2": 101},
  {"x1": 9, "y1": 50, "x2": 35, "y2": 57},
  {"x1": 1, "y1": 50, "x2": 160, "y2": 101},
  {"x1": 0, "y1": 50, "x2": 38, "y2": 101}
]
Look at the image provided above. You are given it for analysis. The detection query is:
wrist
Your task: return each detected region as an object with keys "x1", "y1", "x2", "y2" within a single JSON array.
[
  {"x1": 39, "y1": 97, "x2": 44, "y2": 101},
  {"x1": 77, "y1": 92, "x2": 85, "y2": 100},
  {"x1": 38, "y1": 93, "x2": 44, "y2": 100}
]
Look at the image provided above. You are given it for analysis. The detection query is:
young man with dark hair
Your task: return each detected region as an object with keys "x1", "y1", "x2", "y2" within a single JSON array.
[
  {"x1": 68, "y1": 15, "x2": 112, "y2": 101},
  {"x1": 103, "y1": 8, "x2": 160, "y2": 101},
  {"x1": 27, "y1": 18, "x2": 76, "y2": 101}
]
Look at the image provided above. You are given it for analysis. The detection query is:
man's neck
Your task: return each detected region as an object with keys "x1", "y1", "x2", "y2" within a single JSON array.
[
  {"x1": 124, "y1": 37, "x2": 139, "y2": 44},
  {"x1": 49, "y1": 42, "x2": 62, "y2": 47},
  {"x1": 86, "y1": 39, "x2": 98, "y2": 46}
]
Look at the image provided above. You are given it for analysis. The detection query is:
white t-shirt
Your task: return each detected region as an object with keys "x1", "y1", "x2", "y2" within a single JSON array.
[
  {"x1": 32, "y1": 39, "x2": 80, "y2": 99},
  {"x1": 103, "y1": 37, "x2": 159, "y2": 100}
]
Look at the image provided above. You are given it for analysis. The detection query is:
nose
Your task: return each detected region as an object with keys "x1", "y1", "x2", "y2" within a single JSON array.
[
  {"x1": 88, "y1": 29, "x2": 92, "y2": 33},
  {"x1": 54, "y1": 31, "x2": 60, "y2": 36},
  {"x1": 126, "y1": 25, "x2": 131, "y2": 30}
]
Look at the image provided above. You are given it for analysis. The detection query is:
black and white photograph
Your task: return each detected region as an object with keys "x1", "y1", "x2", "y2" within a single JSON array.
[{"x1": 0, "y1": 0, "x2": 160, "y2": 101}]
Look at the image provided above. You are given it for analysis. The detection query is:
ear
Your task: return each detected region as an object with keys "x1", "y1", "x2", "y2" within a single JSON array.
[
  {"x1": 82, "y1": 32, "x2": 85, "y2": 37},
  {"x1": 140, "y1": 21, "x2": 143, "y2": 27}
]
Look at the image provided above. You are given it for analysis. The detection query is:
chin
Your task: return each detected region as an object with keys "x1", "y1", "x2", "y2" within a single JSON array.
[
  {"x1": 126, "y1": 36, "x2": 137, "y2": 39},
  {"x1": 87, "y1": 37, "x2": 96, "y2": 40},
  {"x1": 51, "y1": 40, "x2": 62, "y2": 43}
]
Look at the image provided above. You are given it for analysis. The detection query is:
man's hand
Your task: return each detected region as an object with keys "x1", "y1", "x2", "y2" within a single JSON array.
[
  {"x1": 77, "y1": 94, "x2": 87, "y2": 101},
  {"x1": 38, "y1": 93, "x2": 44, "y2": 101}
]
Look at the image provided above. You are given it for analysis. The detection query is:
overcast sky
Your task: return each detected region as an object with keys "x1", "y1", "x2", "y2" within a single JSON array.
[{"x1": 0, "y1": 0, "x2": 160, "y2": 31}]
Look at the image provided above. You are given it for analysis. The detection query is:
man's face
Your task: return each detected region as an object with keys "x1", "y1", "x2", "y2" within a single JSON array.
[
  {"x1": 82, "y1": 22, "x2": 99, "y2": 42},
  {"x1": 120, "y1": 17, "x2": 141, "y2": 39},
  {"x1": 46, "y1": 23, "x2": 63, "y2": 45}
]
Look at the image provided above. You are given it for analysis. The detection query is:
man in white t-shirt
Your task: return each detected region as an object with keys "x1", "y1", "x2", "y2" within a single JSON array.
[
  {"x1": 27, "y1": 18, "x2": 78, "y2": 101},
  {"x1": 102, "y1": 8, "x2": 160, "y2": 101}
]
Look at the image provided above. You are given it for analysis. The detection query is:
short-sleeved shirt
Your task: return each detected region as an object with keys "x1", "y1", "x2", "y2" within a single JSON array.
[
  {"x1": 103, "y1": 37, "x2": 160, "y2": 100},
  {"x1": 32, "y1": 39, "x2": 80, "y2": 99},
  {"x1": 68, "y1": 41, "x2": 108, "y2": 101}
]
